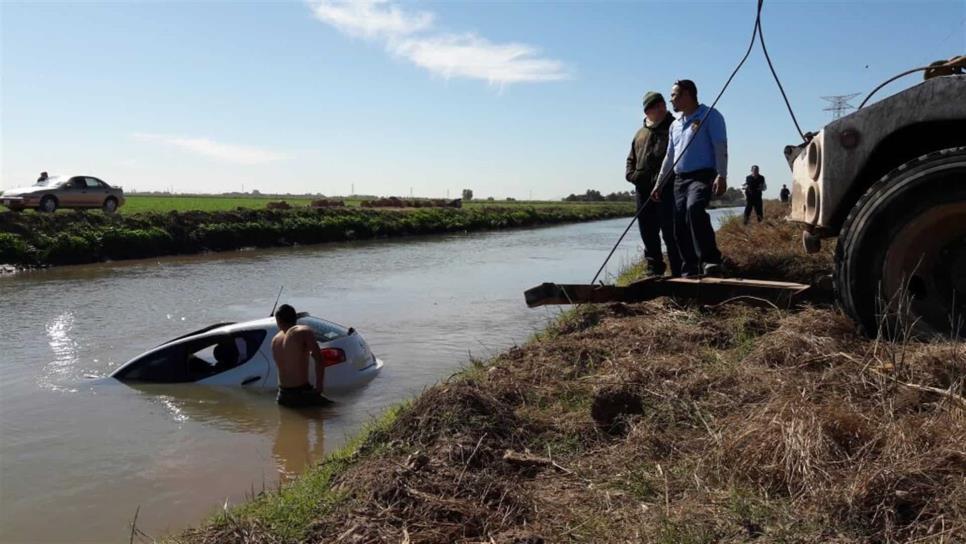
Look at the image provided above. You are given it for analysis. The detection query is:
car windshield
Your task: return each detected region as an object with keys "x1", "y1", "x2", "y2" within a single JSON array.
[{"x1": 33, "y1": 176, "x2": 64, "y2": 187}]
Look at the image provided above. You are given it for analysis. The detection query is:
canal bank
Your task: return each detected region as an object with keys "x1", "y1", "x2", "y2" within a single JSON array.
[
  {"x1": 0, "y1": 203, "x2": 634, "y2": 267},
  {"x1": 180, "y1": 203, "x2": 965, "y2": 543}
]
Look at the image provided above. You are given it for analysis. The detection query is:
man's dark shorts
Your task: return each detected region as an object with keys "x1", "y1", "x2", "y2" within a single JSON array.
[{"x1": 277, "y1": 384, "x2": 333, "y2": 408}]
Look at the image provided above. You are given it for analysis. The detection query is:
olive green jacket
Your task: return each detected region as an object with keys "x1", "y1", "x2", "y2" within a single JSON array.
[{"x1": 625, "y1": 112, "x2": 674, "y2": 193}]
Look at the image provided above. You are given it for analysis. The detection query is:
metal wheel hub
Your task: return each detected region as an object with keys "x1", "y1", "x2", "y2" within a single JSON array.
[{"x1": 882, "y1": 202, "x2": 966, "y2": 332}]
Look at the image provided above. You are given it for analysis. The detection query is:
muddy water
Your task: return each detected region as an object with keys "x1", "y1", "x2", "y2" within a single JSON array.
[{"x1": 0, "y1": 210, "x2": 737, "y2": 542}]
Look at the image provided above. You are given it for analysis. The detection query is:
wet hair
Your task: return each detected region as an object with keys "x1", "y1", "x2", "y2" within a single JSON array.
[
  {"x1": 674, "y1": 79, "x2": 698, "y2": 101},
  {"x1": 275, "y1": 303, "x2": 297, "y2": 326},
  {"x1": 752, "y1": 165, "x2": 759, "y2": 170}
]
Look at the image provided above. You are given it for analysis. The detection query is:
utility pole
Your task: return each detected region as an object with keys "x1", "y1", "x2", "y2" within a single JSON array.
[
  {"x1": 820, "y1": 93, "x2": 861, "y2": 120},
  {"x1": 351, "y1": 183, "x2": 354, "y2": 196}
]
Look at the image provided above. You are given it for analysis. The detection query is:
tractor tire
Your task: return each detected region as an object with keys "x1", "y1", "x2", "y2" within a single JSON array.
[{"x1": 835, "y1": 146, "x2": 966, "y2": 337}]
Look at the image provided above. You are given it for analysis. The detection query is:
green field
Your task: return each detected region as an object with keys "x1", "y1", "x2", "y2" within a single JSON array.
[
  {"x1": 116, "y1": 195, "x2": 623, "y2": 214},
  {"x1": 0, "y1": 194, "x2": 630, "y2": 215}
]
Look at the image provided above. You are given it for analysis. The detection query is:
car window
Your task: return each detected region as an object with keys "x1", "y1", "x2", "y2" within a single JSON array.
[
  {"x1": 116, "y1": 343, "x2": 191, "y2": 382},
  {"x1": 298, "y1": 317, "x2": 348, "y2": 342},
  {"x1": 65, "y1": 177, "x2": 84, "y2": 189},
  {"x1": 117, "y1": 330, "x2": 266, "y2": 383},
  {"x1": 186, "y1": 330, "x2": 267, "y2": 379},
  {"x1": 84, "y1": 178, "x2": 104, "y2": 188}
]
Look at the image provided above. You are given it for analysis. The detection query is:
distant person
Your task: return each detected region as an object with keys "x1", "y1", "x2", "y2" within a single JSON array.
[
  {"x1": 625, "y1": 91, "x2": 682, "y2": 277},
  {"x1": 780, "y1": 184, "x2": 791, "y2": 203},
  {"x1": 653, "y1": 79, "x2": 727, "y2": 277},
  {"x1": 742, "y1": 165, "x2": 766, "y2": 224},
  {"x1": 37, "y1": 171, "x2": 48, "y2": 183},
  {"x1": 271, "y1": 304, "x2": 332, "y2": 408}
]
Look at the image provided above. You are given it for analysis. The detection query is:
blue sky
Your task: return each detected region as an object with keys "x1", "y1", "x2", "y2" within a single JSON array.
[{"x1": 2, "y1": 0, "x2": 963, "y2": 199}]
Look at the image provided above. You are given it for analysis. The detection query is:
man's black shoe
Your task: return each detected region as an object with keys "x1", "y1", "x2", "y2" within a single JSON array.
[{"x1": 702, "y1": 263, "x2": 723, "y2": 277}]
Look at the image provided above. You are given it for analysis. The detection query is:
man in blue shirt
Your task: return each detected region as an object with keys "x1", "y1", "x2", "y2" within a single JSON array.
[{"x1": 653, "y1": 79, "x2": 727, "y2": 276}]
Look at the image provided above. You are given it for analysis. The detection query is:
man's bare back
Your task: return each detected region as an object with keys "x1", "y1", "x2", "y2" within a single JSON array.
[{"x1": 271, "y1": 325, "x2": 324, "y2": 391}]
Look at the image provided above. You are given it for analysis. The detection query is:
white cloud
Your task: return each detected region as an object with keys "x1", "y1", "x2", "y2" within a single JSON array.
[
  {"x1": 311, "y1": 0, "x2": 433, "y2": 39},
  {"x1": 132, "y1": 133, "x2": 289, "y2": 165},
  {"x1": 308, "y1": 0, "x2": 570, "y2": 85},
  {"x1": 392, "y1": 34, "x2": 569, "y2": 84}
]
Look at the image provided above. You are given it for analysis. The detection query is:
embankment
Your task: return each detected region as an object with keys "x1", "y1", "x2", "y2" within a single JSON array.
[
  {"x1": 0, "y1": 204, "x2": 632, "y2": 267},
  {"x1": 179, "y1": 201, "x2": 964, "y2": 543}
]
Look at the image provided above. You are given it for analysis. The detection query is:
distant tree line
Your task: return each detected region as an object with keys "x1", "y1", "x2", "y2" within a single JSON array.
[{"x1": 563, "y1": 189, "x2": 635, "y2": 202}]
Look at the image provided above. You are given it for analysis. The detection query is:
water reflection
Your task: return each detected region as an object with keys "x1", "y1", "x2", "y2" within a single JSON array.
[
  {"x1": 43, "y1": 311, "x2": 80, "y2": 393},
  {"x1": 124, "y1": 384, "x2": 330, "y2": 481},
  {"x1": 273, "y1": 409, "x2": 326, "y2": 481}
]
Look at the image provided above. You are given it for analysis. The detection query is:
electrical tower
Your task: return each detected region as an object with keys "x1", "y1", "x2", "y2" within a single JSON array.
[{"x1": 821, "y1": 93, "x2": 861, "y2": 120}]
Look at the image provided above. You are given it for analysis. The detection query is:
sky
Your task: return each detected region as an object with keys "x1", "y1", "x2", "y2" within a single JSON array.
[{"x1": 1, "y1": 0, "x2": 963, "y2": 200}]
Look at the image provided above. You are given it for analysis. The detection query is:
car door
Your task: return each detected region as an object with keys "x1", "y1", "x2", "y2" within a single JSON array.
[
  {"x1": 195, "y1": 330, "x2": 271, "y2": 387},
  {"x1": 84, "y1": 178, "x2": 110, "y2": 207},
  {"x1": 58, "y1": 177, "x2": 85, "y2": 207}
]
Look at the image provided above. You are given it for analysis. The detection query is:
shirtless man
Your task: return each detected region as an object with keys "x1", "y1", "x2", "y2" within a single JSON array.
[{"x1": 271, "y1": 304, "x2": 332, "y2": 407}]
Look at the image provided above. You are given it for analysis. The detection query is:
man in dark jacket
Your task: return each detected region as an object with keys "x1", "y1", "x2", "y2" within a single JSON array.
[
  {"x1": 626, "y1": 91, "x2": 682, "y2": 277},
  {"x1": 743, "y1": 165, "x2": 766, "y2": 224},
  {"x1": 779, "y1": 184, "x2": 790, "y2": 203}
]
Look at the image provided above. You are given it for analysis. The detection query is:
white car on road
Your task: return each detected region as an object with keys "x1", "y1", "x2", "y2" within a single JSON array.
[{"x1": 111, "y1": 313, "x2": 383, "y2": 394}]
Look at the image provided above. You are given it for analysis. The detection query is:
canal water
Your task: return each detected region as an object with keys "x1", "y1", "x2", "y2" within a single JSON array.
[{"x1": 0, "y1": 209, "x2": 737, "y2": 542}]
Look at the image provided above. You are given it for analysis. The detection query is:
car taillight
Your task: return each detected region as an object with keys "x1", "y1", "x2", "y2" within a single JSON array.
[{"x1": 321, "y1": 348, "x2": 346, "y2": 366}]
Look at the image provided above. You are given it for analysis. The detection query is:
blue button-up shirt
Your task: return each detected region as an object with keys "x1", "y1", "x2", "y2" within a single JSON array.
[{"x1": 658, "y1": 104, "x2": 728, "y2": 182}]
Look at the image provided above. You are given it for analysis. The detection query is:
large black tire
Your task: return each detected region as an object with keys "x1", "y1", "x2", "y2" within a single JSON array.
[
  {"x1": 103, "y1": 197, "x2": 118, "y2": 214},
  {"x1": 835, "y1": 147, "x2": 966, "y2": 337},
  {"x1": 39, "y1": 196, "x2": 58, "y2": 213}
]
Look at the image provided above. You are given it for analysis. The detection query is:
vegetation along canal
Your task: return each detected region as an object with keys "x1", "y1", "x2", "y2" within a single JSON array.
[{"x1": 0, "y1": 210, "x2": 737, "y2": 542}]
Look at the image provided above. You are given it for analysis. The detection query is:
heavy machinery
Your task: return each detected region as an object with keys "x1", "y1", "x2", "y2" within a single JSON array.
[{"x1": 527, "y1": 60, "x2": 966, "y2": 337}]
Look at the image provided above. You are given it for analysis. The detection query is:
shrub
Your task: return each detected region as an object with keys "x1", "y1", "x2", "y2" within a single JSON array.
[{"x1": 0, "y1": 232, "x2": 32, "y2": 264}]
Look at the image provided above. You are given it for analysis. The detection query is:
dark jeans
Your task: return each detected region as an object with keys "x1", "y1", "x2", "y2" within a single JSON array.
[
  {"x1": 673, "y1": 169, "x2": 722, "y2": 275},
  {"x1": 636, "y1": 184, "x2": 682, "y2": 276},
  {"x1": 277, "y1": 384, "x2": 333, "y2": 408},
  {"x1": 744, "y1": 192, "x2": 763, "y2": 223}
]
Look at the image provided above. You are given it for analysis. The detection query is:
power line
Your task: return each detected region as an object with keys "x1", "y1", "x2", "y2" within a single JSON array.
[{"x1": 821, "y1": 93, "x2": 861, "y2": 120}]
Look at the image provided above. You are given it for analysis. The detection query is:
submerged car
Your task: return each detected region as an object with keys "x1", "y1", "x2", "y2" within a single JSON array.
[
  {"x1": 111, "y1": 313, "x2": 383, "y2": 394},
  {"x1": 1, "y1": 175, "x2": 125, "y2": 213}
]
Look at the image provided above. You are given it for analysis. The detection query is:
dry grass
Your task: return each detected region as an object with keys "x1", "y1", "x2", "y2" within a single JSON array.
[{"x1": 717, "y1": 200, "x2": 836, "y2": 284}]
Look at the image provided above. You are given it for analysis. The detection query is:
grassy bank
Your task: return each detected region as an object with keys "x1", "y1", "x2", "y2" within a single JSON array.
[
  {"x1": 0, "y1": 203, "x2": 633, "y2": 267},
  {"x1": 176, "y1": 202, "x2": 964, "y2": 543}
]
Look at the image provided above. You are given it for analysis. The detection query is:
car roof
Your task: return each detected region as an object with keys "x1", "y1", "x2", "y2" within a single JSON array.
[{"x1": 154, "y1": 312, "x2": 346, "y2": 349}]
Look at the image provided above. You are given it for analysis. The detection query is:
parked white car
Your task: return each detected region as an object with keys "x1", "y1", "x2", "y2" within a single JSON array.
[{"x1": 111, "y1": 313, "x2": 383, "y2": 394}]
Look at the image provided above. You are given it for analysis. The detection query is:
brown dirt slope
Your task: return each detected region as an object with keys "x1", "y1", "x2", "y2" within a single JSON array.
[{"x1": 182, "y1": 202, "x2": 964, "y2": 543}]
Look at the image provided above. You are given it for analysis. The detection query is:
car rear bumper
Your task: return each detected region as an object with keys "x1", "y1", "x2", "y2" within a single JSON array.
[{"x1": 1, "y1": 197, "x2": 27, "y2": 210}]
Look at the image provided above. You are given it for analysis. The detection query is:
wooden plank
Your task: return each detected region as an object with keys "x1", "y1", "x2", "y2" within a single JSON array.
[{"x1": 525, "y1": 276, "x2": 823, "y2": 308}]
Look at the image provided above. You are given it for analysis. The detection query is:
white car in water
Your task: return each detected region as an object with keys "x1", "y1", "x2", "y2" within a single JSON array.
[{"x1": 111, "y1": 313, "x2": 383, "y2": 393}]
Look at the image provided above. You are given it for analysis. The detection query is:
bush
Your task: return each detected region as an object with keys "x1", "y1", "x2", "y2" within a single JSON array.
[
  {"x1": 42, "y1": 233, "x2": 96, "y2": 265},
  {"x1": 100, "y1": 227, "x2": 174, "y2": 259},
  {"x1": 0, "y1": 232, "x2": 32, "y2": 264}
]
